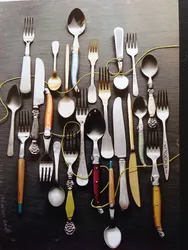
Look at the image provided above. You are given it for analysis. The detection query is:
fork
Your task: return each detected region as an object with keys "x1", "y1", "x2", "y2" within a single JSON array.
[
  {"x1": 17, "y1": 111, "x2": 30, "y2": 213},
  {"x1": 75, "y1": 89, "x2": 88, "y2": 186},
  {"x1": 88, "y1": 39, "x2": 99, "y2": 103},
  {"x1": 98, "y1": 67, "x2": 114, "y2": 159},
  {"x1": 146, "y1": 128, "x2": 165, "y2": 238},
  {"x1": 20, "y1": 17, "x2": 35, "y2": 94},
  {"x1": 156, "y1": 90, "x2": 170, "y2": 180},
  {"x1": 126, "y1": 33, "x2": 139, "y2": 96},
  {"x1": 63, "y1": 130, "x2": 79, "y2": 235}
]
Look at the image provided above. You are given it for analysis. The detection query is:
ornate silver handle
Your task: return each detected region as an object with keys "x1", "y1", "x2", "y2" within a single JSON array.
[
  {"x1": 7, "y1": 111, "x2": 16, "y2": 156},
  {"x1": 162, "y1": 121, "x2": 169, "y2": 180},
  {"x1": 138, "y1": 118, "x2": 146, "y2": 166},
  {"x1": 148, "y1": 88, "x2": 156, "y2": 117},
  {"x1": 119, "y1": 158, "x2": 129, "y2": 210},
  {"x1": 29, "y1": 109, "x2": 40, "y2": 155},
  {"x1": 71, "y1": 35, "x2": 79, "y2": 92}
]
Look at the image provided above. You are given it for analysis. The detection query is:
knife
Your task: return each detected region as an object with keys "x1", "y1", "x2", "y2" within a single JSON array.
[
  {"x1": 127, "y1": 93, "x2": 141, "y2": 207},
  {"x1": 29, "y1": 58, "x2": 45, "y2": 155},
  {"x1": 113, "y1": 97, "x2": 129, "y2": 210}
]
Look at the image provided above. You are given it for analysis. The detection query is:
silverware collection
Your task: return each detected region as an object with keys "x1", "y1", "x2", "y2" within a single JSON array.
[{"x1": 4, "y1": 8, "x2": 171, "y2": 249}]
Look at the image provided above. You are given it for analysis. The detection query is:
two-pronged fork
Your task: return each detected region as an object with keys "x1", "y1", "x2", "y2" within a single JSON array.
[
  {"x1": 98, "y1": 67, "x2": 114, "y2": 159},
  {"x1": 20, "y1": 17, "x2": 35, "y2": 94},
  {"x1": 88, "y1": 39, "x2": 99, "y2": 103},
  {"x1": 75, "y1": 89, "x2": 88, "y2": 186},
  {"x1": 126, "y1": 33, "x2": 139, "y2": 96},
  {"x1": 156, "y1": 90, "x2": 170, "y2": 180},
  {"x1": 17, "y1": 111, "x2": 30, "y2": 213},
  {"x1": 146, "y1": 128, "x2": 165, "y2": 238}
]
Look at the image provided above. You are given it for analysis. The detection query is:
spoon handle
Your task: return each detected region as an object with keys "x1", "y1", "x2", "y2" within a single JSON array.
[
  {"x1": 138, "y1": 119, "x2": 146, "y2": 167},
  {"x1": 53, "y1": 141, "x2": 61, "y2": 183},
  {"x1": 148, "y1": 88, "x2": 156, "y2": 117},
  {"x1": 52, "y1": 41, "x2": 59, "y2": 71},
  {"x1": 7, "y1": 111, "x2": 15, "y2": 156},
  {"x1": 71, "y1": 36, "x2": 79, "y2": 92}
]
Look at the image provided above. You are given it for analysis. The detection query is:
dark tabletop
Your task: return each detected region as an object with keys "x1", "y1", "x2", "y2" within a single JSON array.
[{"x1": 0, "y1": 0, "x2": 179, "y2": 250}]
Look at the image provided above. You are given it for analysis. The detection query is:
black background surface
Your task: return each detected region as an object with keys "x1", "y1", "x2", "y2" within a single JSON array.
[{"x1": 0, "y1": 1, "x2": 179, "y2": 249}]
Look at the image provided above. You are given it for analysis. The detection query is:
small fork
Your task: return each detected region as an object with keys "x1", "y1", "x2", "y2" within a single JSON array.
[
  {"x1": 156, "y1": 90, "x2": 170, "y2": 180},
  {"x1": 126, "y1": 33, "x2": 139, "y2": 96},
  {"x1": 20, "y1": 17, "x2": 35, "y2": 94},
  {"x1": 98, "y1": 67, "x2": 114, "y2": 159},
  {"x1": 75, "y1": 89, "x2": 88, "y2": 186},
  {"x1": 88, "y1": 39, "x2": 99, "y2": 103},
  {"x1": 146, "y1": 128, "x2": 165, "y2": 238},
  {"x1": 17, "y1": 111, "x2": 30, "y2": 213},
  {"x1": 63, "y1": 130, "x2": 79, "y2": 235}
]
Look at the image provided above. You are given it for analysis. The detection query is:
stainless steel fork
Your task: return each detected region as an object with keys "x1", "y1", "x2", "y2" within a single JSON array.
[
  {"x1": 17, "y1": 111, "x2": 30, "y2": 213},
  {"x1": 20, "y1": 17, "x2": 35, "y2": 94},
  {"x1": 126, "y1": 33, "x2": 139, "y2": 96},
  {"x1": 88, "y1": 39, "x2": 99, "y2": 103},
  {"x1": 75, "y1": 89, "x2": 88, "y2": 186},
  {"x1": 146, "y1": 128, "x2": 165, "y2": 238},
  {"x1": 98, "y1": 67, "x2": 114, "y2": 159},
  {"x1": 156, "y1": 90, "x2": 170, "y2": 180},
  {"x1": 63, "y1": 130, "x2": 79, "y2": 235}
]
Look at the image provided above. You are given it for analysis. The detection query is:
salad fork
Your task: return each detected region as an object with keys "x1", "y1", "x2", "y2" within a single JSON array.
[
  {"x1": 20, "y1": 17, "x2": 35, "y2": 94},
  {"x1": 88, "y1": 39, "x2": 98, "y2": 103},
  {"x1": 146, "y1": 128, "x2": 165, "y2": 238},
  {"x1": 17, "y1": 111, "x2": 30, "y2": 213},
  {"x1": 75, "y1": 89, "x2": 89, "y2": 186},
  {"x1": 98, "y1": 67, "x2": 114, "y2": 159},
  {"x1": 126, "y1": 33, "x2": 139, "y2": 96},
  {"x1": 156, "y1": 90, "x2": 170, "y2": 180}
]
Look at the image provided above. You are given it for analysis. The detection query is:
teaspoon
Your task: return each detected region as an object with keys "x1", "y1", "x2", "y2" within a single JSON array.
[
  {"x1": 133, "y1": 96, "x2": 147, "y2": 167},
  {"x1": 67, "y1": 8, "x2": 86, "y2": 92}
]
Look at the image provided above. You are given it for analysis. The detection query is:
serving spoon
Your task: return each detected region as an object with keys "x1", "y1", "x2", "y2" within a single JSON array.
[
  {"x1": 7, "y1": 85, "x2": 22, "y2": 156},
  {"x1": 48, "y1": 141, "x2": 65, "y2": 207},
  {"x1": 141, "y1": 54, "x2": 158, "y2": 128},
  {"x1": 103, "y1": 160, "x2": 122, "y2": 249},
  {"x1": 48, "y1": 41, "x2": 61, "y2": 91},
  {"x1": 67, "y1": 8, "x2": 86, "y2": 92},
  {"x1": 57, "y1": 44, "x2": 75, "y2": 118},
  {"x1": 133, "y1": 96, "x2": 147, "y2": 167}
]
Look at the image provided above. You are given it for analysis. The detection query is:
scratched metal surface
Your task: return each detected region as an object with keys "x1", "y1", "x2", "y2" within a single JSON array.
[{"x1": 0, "y1": 0, "x2": 179, "y2": 249}]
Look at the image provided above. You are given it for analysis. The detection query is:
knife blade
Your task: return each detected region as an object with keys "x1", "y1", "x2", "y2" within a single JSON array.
[
  {"x1": 127, "y1": 93, "x2": 141, "y2": 207},
  {"x1": 29, "y1": 58, "x2": 45, "y2": 155},
  {"x1": 113, "y1": 97, "x2": 129, "y2": 210}
]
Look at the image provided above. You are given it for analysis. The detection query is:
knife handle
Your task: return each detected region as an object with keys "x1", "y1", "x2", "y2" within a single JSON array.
[
  {"x1": 93, "y1": 163, "x2": 100, "y2": 206},
  {"x1": 152, "y1": 185, "x2": 165, "y2": 238},
  {"x1": 31, "y1": 109, "x2": 39, "y2": 140},
  {"x1": 20, "y1": 55, "x2": 31, "y2": 94},
  {"x1": 44, "y1": 88, "x2": 53, "y2": 130},
  {"x1": 119, "y1": 159, "x2": 129, "y2": 210},
  {"x1": 109, "y1": 161, "x2": 115, "y2": 206},
  {"x1": 114, "y1": 27, "x2": 124, "y2": 72}
]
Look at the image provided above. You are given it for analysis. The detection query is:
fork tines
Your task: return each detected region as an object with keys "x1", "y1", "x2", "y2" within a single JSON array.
[
  {"x1": 98, "y1": 67, "x2": 110, "y2": 90},
  {"x1": 76, "y1": 89, "x2": 88, "y2": 115},
  {"x1": 147, "y1": 127, "x2": 160, "y2": 148},
  {"x1": 157, "y1": 90, "x2": 168, "y2": 109},
  {"x1": 88, "y1": 39, "x2": 98, "y2": 53},
  {"x1": 64, "y1": 130, "x2": 79, "y2": 154},
  {"x1": 126, "y1": 33, "x2": 137, "y2": 48},
  {"x1": 23, "y1": 17, "x2": 34, "y2": 37},
  {"x1": 18, "y1": 111, "x2": 30, "y2": 132}
]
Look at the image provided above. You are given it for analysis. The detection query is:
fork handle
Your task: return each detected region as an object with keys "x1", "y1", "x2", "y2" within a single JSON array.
[
  {"x1": 153, "y1": 185, "x2": 165, "y2": 238},
  {"x1": 18, "y1": 158, "x2": 25, "y2": 213},
  {"x1": 132, "y1": 56, "x2": 139, "y2": 96},
  {"x1": 162, "y1": 122, "x2": 169, "y2": 180},
  {"x1": 71, "y1": 50, "x2": 79, "y2": 92},
  {"x1": 20, "y1": 55, "x2": 31, "y2": 94}
]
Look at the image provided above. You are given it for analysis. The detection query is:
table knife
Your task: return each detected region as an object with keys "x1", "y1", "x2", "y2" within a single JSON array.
[
  {"x1": 127, "y1": 93, "x2": 141, "y2": 207},
  {"x1": 29, "y1": 58, "x2": 45, "y2": 155},
  {"x1": 113, "y1": 97, "x2": 129, "y2": 210}
]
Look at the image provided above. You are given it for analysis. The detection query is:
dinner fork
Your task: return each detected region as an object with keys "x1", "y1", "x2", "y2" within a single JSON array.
[
  {"x1": 63, "y1": 130, "x2": 79, "y2": 235},
  {"x1": 98, "y1": 67, "x2": 114, "y2": 159},
  {"x1": 20, "y1": 17, "x2": 35, "y2": 94},
  {"x1": 75, "y1": 89, "x2": 88, "y2": 186},
  {"x1": 88, "y1": 39, "x2": 98, "y2": 103},
  {"x1": 126, "y1": 33, "x2": 139, "y2": 96},
  {"x1": 146, "y1": 128, "x2": 165, "y2": 238},
  {"x1": 156, "y1": 90, "x2": 170, "y2": 180},
  {"x1": 17, "y1": 110, "x2": 30, "y2": 213}
]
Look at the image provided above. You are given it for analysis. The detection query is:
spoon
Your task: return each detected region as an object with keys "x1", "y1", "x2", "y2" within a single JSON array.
[
  {"x1": 141, "y1": 54, "x2": 158, "y2": 128},
  {"x1": 48, "y1": 41, "x2": 61, "y2": 91},
  {"x1": 113, "y1": 27, "x2": 129, "y2": 90},
  {"x1": 7, "y1": 85, "x2": 22, "y2": 156},
  {"x1": 57, "y1": 44, "x2": 75, "y2": 118},
  {"x1": 104, "y1": 160, "x2": 122, "y2": 249},
  {"x1": 48, "y1": 141, "x2": 65, "y2": 207},
  {"x1": 67, "y1": 8, "x2": 86, "y2": 92},
  {"x1": 85, "y1": 109, "x2": 105, "y2": 214},
  {"x1": 133, "y1": 96, "x2": 147, "y2": 167}
]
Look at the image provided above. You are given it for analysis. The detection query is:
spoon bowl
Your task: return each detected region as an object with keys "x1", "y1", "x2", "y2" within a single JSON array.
[
  {"x1": 104, "y1": 226, "x2": 122, "y2": 249},
  {"x1": 58, "y1": 96, "x2": 75, "y2": 118},
  {"x1": 68, "y1": 8, "x2": 86, "y2": 36},
  {"x1": 141, "y1": 54, "x2": 158, "y2": 82},
  {"x1": 48, "y1": 186, "x2": 65, "y2": 207},
  {"x1": 113, "y1": 74, "x2": 129, "y2": 90},
  {"x1": 133, "y1": 96, "x2": 147, "y2": 119}
]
